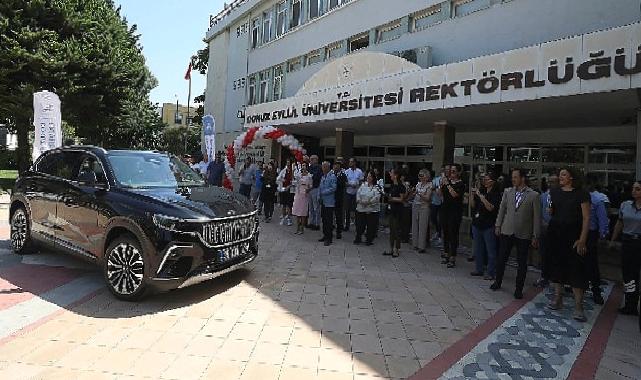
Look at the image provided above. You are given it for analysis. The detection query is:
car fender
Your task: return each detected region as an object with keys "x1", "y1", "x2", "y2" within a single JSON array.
[{"x1": 101, "y1": 216, "x2": 157, "y2": 267}]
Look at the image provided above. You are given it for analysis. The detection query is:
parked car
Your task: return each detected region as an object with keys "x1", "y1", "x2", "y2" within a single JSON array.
[{"x1": 9, "y1": 146, "x2": 259, "y2": 300}]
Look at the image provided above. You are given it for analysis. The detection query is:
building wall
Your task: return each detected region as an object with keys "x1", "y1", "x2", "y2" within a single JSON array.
[
  {"x1": 161, "y1": 103, "x2": 198, "y2": 128},
  {"x1": 205, "y1": 0, "x2": 641, "y2": 145}
]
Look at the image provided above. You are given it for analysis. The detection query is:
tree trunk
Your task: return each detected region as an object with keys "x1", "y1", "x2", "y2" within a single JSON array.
[{"x1": 16, "y1": 122, "x2": 31, "y2": 174}]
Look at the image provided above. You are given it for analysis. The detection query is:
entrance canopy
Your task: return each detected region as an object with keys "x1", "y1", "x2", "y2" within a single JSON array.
[{"x1": 244, "y1": 22, "x2": 641, "y2": 135}]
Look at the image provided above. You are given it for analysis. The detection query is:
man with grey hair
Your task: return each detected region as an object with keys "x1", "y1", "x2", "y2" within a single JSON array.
[
  {"x1": 318, "y1": 161, "x2": 337, "y2": 246},
  {"x1": 308, "y1": 154, "x2": 322, "y2": 231}
]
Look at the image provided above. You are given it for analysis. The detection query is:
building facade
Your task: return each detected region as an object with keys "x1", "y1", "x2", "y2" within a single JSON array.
[
  {"x1": 161, "y1": 102, "x2": 198, "y2": 128},
  {"x1": 204, "y1": 0, "x2": 641, "y2": 196}
]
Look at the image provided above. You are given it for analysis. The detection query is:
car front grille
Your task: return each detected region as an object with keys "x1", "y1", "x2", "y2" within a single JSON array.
[{"x1": 201, "y1": 213, "x2": 257, "y2": 248}]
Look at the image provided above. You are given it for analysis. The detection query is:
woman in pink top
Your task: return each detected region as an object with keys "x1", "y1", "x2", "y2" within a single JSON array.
[{"x1": 292, "y1": 162, "x2": 313, "y2": 234}]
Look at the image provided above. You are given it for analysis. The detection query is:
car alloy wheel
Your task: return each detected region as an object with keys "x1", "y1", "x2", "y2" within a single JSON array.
[
  {"x1": 106, "y1": 242, "x2": 145, "y2": 296},
  {"x1": 10, "y1": 208, "x2": 33, "y2": 254}
]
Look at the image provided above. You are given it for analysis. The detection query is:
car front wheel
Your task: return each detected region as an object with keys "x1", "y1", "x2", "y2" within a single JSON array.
[
  {"x1": 104, "y1": 235, "x2": 148, "y2": 301},
  {"x1": 10, "y1": 207, "x2": 35, "y2": 255}
]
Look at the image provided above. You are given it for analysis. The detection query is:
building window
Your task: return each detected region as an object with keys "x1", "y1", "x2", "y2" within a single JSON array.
[
  {"x1": 326, "y1": 41, "x2": 344, "y2": 60},
  {"x1": 329, "y1": 0, "x2": 343, "y2": 10},
  {"x1": 306, "y1": 49, "x2": 323, "y2": 66},
  {"x1": 291, "y1": 0, "x2": 302, "y2": 28},
  {"x1": 273, "y1": 66, "x2": 284, "y2": 101},
  {"x1": 453, "y1": 0, "x2": 490, "y2": 18},
  {"x1": 251, "y1": 18, "x2": 260, "y2": 49},
  {"x1": 349, "y1": 33, "x2": 369, "y2": 52},
  {"x1": 262, "y1": 10, "x2": 272, "y2": 43},
  {"x1": 376, "y1": 20, "x2": 402, "y2": 43},
  {"x1": 287, "y1": 57, "x2": 302, "y2": 72},
  {"x1": 412, "y1": 4, "x2": 442, "y2": 31},
  {"x1": 276, "y1": 1, "x2": 288, "y2": 36},
  {"x1": 248, "y1": 76, "x2": 256, "y2": 105},
  {"x1": 309, "y1": 0, "x2": 321, "y2": 19},
  {"x1": 259, "y1": 71, "x2": 269, "y2": 103}
]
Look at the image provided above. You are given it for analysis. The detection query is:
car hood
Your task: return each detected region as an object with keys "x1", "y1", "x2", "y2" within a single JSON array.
[{"x1": 125, "y1": 186, "x2": 254, "y2": 219}]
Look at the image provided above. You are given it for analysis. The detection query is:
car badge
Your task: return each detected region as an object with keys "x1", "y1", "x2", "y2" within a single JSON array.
[{"x1": 227, "y1": 210, "x2": 236, "y2": 216}]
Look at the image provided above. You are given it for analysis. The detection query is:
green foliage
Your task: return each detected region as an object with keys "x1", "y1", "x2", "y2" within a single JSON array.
[
  {"x1": 0, "y1": 0, "x2": 163, "y2": 170},
  {"x1": 191, "y1": 46, "x2": 209, "y2": 75},
  {"x1": 160, "y1": 125, "x2": 202, "y2": 157}
]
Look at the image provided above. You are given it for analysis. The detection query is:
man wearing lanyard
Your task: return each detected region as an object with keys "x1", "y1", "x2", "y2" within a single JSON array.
[
  {"x1": 344, "y1": 158, "x2": 364, "y2": 232},
  {"x1": 587, "y1": 181, "x2": 609, "y2": 304},
  {"x1": 308, "y1": 155, "x2": 322, "y2": 231},
  {"x1": 492, "y1": 168, "x2": 541, "y2": 299}
]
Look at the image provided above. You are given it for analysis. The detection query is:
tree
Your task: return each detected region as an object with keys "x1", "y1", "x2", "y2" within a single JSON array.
[
  {"x1": 0, "y1": 0, "x2": 162, "y2": 171},
  {"x1": 189, "y1": 46, "x2": 208, "y2": 129}
]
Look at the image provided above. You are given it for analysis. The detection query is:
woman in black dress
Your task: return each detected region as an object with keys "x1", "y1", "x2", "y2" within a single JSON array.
[
  {"x1": 547, "y1": 167, "x2": 591, "y2": 322},
  {"x1": 383, "y1": 168, "x2": 406, "y2": 257},
  {"x1": 260, "y1": 162, "x2": 277, "y2": 222}
]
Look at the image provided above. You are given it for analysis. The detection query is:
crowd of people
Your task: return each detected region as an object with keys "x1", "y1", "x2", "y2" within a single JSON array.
[{"x1": 183, "y1": 152, "x2": 641, "y2": 324}]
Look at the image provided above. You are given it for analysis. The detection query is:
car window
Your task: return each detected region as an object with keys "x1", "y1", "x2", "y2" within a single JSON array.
[
  {"x1": 106, "y1": 152, "x2": 205, "y2": 188},
  {"x1": 35, "y1": 151, "x2": 84, "y2": 180},
  {"x1": 76, "y1": 154, "x2": 107, "y2": 184},
  {"x1": 36, "y1": 152, "x2": 62, "y2": 176}
]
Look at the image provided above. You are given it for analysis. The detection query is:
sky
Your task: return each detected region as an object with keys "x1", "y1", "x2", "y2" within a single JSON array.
[{"x1": 114, "y1": 0, "x2": 226, "y2": 107}]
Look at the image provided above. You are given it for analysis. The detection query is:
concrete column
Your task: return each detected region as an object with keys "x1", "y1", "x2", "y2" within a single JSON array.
[
  {"x1": 335, "y1": 128, "x2": 354, "y2": 160},
  {"x1": 636, "y1": 111, "x2": 641, "y2": 179},
  {"x1": 432, "y1": 121, "x2": 455, "y2": 172}
]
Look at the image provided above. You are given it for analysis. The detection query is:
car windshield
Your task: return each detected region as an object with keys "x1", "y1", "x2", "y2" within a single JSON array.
[{"x1": 106, "y1": 151, "x2": 205, "y2": 188}]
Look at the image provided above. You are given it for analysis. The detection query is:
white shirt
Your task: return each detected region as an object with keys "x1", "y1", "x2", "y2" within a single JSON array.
[
  {"x1": 195, "y1": 161, "x2": 208, "y2": 174},
  {"x1": 345, "y1": 167, "x2": 364, "y2": 195}
]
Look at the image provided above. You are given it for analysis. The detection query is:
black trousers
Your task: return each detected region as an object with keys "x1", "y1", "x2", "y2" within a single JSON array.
[
  {"x1": 388, "y1": 213, "x2": 402, "y2": 250},
  {"x1": 263, "y1": 199, "x2": 275, "y2": 219},
  {"x1": 622, "y1": 236, "x2": 641, "y2": 297},
  {"x1": 321, "y1": 206, "x2": 335, "y2": 242},
  {"x1": 586, "y1": 230, "x2": 602, "y2": 292},
  {"x1": 355, "y1": 211, "x2": 378, "y2": 243},
  {"x1": 334, "y1": 203, "x2": 344, "y2": 234},
  {"x1": 344, "y1": 194, "x2": 356, "y2": 229},
  {"x1": 441, "y1": 210, "x2": 462, "y2": 258},
  {"x1": 430, "y1": 204, "x2": 441, "y2": 237},
  {"x1": 495, "y1": 235, "x2": 531, "y2": 292},
  {"x1": 539, "y1": 227, "x2": 550, "y2": 280}
]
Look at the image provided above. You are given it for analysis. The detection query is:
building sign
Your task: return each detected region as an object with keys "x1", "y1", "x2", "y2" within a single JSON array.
[
  {"x1": 32, "y1": 90, "x2": 62, "y2": 162},
  {"x1": 245, "y1": 23, "x2": 641, "y2": 127}
]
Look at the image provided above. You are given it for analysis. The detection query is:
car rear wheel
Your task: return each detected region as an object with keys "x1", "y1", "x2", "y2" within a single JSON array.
[
  {"x1": 10, "y1": 207, "x2": 35, "y2": 255},
  {"x1": 104, "y1": 235, "x2": 148, "y2": 301}
]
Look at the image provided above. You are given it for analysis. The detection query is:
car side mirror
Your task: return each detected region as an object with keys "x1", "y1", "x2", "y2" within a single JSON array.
[{"x1": 77, "y1": 170, "x2": 97, "y2": 186}]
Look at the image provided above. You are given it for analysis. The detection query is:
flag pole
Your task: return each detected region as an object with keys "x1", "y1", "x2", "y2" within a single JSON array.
[{"x1": 185, "y1": 63, "x2": 192, "y2": 154}]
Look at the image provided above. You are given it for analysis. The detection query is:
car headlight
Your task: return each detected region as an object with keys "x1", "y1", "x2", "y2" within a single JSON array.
[{"x1": 153, "y1": 214, "x2": 200, "y2": 234}]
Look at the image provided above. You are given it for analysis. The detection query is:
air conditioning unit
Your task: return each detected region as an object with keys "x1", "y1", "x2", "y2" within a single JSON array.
[{"x1": 392, "y1": 46, "x2": 432, "y2": 69}]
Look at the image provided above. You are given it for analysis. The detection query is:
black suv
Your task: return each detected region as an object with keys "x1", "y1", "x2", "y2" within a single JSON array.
[{"x1": 9, "y1": 146, "x2": 259, "y2": 300}]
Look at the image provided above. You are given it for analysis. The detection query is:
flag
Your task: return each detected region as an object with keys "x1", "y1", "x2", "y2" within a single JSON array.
[{"x1": 184, "y1": 62, "x2": 192, "y2": 81}]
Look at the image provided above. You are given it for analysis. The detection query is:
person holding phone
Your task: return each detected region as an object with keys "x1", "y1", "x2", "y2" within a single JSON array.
[
  {"x1": 610, "y1": 180, "x2": 641, "y2": 317},
  {"x1": 546, "y1": 167, "x2": 591, "y2": 322},
  {"x1": 440, "y1": 164, "x2": 466, "y2": 268},
  {"x1": 384, "y1": 168, "x2": 406, "y2": 257}
]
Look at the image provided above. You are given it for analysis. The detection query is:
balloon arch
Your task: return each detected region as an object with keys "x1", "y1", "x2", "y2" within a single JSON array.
[{"x1": 223, "y1": 126, "x2": 306, "y2": 189}]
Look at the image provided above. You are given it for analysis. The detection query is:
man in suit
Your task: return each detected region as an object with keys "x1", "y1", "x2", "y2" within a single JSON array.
[
  {"x1": 318, "y1": 161, "x2": 337, "y2": 246},
  {"x1": 491, "y1": 168, "x2": 541, "y2": 299}
]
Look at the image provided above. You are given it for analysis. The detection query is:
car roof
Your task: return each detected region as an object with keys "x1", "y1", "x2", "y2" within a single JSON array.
[{"x1": 54, "y1": 146, "x2": 169, "y2": 156}]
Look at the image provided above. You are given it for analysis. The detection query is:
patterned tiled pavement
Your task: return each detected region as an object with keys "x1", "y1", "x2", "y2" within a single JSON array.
[{"x1": 0, "y1": 207, "x2": 639, "y2": 379}]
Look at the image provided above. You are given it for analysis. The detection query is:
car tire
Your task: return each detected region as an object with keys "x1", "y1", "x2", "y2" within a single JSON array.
[
  {"x1": 10, "y1": 206, "x2": 35, "y2": 255},
  {"x1": 103, "y1": 234, "x2": 148, "y2": 301}
]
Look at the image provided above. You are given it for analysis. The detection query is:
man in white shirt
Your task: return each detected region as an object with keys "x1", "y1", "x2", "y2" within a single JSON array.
[
  {"x1": 193, "y1": 154, "x2": 209, "y2": 177},
  {"x1": 344, "y1": 158, "x2": 364, "y2": 232}
]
